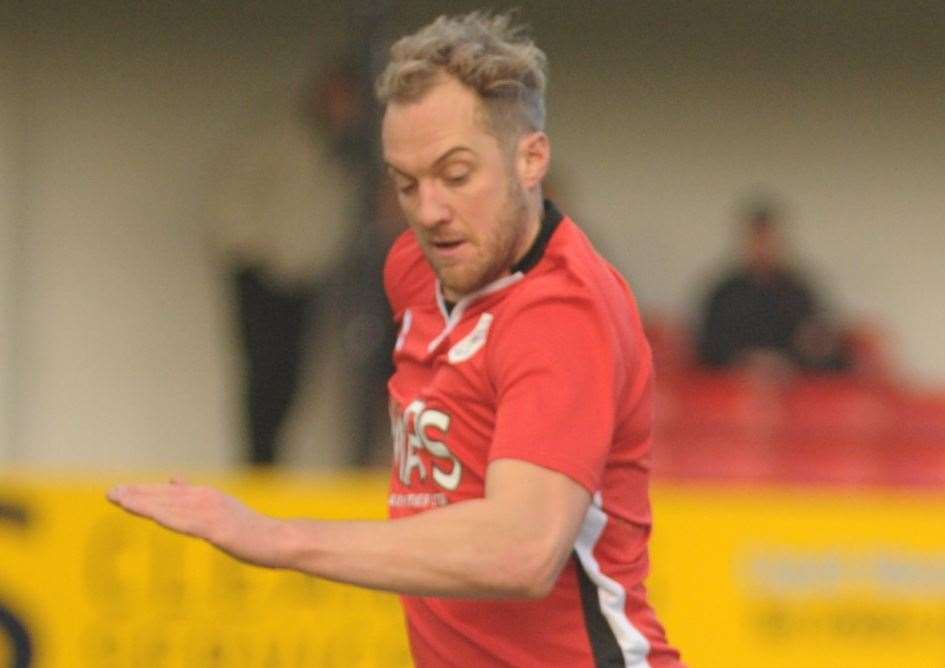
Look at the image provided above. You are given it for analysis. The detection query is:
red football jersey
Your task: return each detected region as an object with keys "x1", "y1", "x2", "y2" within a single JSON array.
[{"x1": 385, "y1": 203, "x2": 683, "y2": 667}]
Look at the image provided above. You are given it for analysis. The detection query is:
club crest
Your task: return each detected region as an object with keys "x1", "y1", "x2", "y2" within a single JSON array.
[{"x1": 448, "y1": 313, "x2": 493, "y2": 364}]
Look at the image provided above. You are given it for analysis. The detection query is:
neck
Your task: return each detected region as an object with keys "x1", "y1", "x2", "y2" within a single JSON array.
[{"x1": 510, "y1": 189, "x2": 544, "y2": 267}]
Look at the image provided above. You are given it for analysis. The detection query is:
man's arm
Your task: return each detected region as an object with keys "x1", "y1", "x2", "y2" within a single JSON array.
[{"x1": 107, "y1": 459, "x2": 590, "y2": 599}]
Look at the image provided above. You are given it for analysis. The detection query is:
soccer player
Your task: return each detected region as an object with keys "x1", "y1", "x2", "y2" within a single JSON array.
[{"x1": 109, "y1": 12, "x2": 684, "y2": 667}]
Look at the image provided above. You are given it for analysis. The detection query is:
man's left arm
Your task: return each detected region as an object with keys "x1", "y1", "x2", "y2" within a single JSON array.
[{"x1": 108, "y1": 459, "x2": 590, "y2": 599}]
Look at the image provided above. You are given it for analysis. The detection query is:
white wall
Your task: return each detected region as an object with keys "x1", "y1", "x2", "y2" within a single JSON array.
[
  {"x1": 5, "y1": 2, "x2": 944, "y2": 468},
  {"x1": 12, "y1": 3, "x2": 352, "y2": 469}
]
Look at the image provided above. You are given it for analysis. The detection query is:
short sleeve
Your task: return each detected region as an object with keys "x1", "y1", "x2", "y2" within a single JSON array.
[
  {"x1": 384, "y1": 230, "x2": 429, "y2": 320},
  {"x1": 487, "y1": 292, "x2": 620, "y2": 493}
]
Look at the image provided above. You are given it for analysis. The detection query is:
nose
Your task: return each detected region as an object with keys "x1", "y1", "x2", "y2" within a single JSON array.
[{"x1": 414, "y1": 180, "x2": 450, "y2": 229}]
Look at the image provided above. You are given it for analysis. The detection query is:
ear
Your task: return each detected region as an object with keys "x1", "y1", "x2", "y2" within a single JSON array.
[{"x1": 515, "y1": 132, "x2": 550, "y2": 189}]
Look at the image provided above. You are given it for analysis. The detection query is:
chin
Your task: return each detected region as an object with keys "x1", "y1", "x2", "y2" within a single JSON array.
[{"x1": 440, "y1": 271, "x2": 484, "y2": 301}]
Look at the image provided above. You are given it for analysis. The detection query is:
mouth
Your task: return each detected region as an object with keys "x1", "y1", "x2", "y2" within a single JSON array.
[
  {"x1": 432, "y1": 239, "x2": 464, "y2": 250},
  {"x1": 428, "y1": 238, "x2": 467, "y2": 259}
]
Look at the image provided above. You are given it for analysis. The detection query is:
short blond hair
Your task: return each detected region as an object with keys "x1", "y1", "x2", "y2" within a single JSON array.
[{"x1": 375, "y1": 11, "x2": 547, "y2": 143}]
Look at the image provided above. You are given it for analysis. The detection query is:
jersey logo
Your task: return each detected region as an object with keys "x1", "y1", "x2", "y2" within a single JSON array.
[
  {"x1": 447, "y1": 312, "x2": 493, "y2": 364},
  {"x1": 390, "y1": 399, "x2": 462, "y2": 491}
]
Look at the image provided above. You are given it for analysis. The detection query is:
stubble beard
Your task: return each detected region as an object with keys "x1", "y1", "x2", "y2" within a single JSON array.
[{"x1": 435, "y1": 179, "x2": 530, "y2": 301}]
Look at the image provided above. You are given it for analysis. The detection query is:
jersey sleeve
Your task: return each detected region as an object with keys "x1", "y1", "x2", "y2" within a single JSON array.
[
  {"x1": 383, "y1": 229, "x2": 428, "y2": 320},
  {"x1": 487, "y1": 290, "x2": 621, "y2": 493}
]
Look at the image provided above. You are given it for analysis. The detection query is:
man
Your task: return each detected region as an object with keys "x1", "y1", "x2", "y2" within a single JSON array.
[
  {"x1": 208, "y1": 60, "x2": 361, "y2": 465},
  {"x1": 697, "y1": 202, "x2": 850, "y2": 373},
  {"x1": 109, "y1": 12, "x2": 683, "y2": 667}
]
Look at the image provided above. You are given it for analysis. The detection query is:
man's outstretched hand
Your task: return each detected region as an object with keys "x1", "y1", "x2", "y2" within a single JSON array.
[{"x1": 107, "y1": 478, "x2": 290, "y2": 569}]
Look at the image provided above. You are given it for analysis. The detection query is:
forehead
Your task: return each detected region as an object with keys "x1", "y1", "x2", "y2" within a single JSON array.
[{"x1": 382, "y1": 77, "x2": 495, "y2": 172}]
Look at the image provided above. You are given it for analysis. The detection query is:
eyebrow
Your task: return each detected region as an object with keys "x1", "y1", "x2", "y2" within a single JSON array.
[{"x1": 385, "y1": 146, "x2": 475, "y2": 179}]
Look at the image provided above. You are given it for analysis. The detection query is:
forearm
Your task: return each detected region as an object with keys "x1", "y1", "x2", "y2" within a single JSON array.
[
  {"x1": 278, "y1": 498, "x2": 561, "y2": 599},
  {"x1": 107, "y1": 462, "x2": 589, "y2": 599}
]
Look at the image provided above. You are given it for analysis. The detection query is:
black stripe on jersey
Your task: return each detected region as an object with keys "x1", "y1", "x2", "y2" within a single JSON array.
[
  {"x1": 511, "y1": 199, "x2": 564, "y2": 274},
  {"x1": 575, "y1": 551, "x2": 625, "y2": 667}
]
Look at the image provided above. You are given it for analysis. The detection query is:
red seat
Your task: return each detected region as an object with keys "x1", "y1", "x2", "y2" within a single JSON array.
[
  {"x1": 773, "y1": 438, "x2": 886, "y2": 486},
  {"x1": 765, "y1": 378, "x2": 896, "y2": 485},
  {"x1": 652, "y1": 371, "x2": 780, "y2": 482},
  {"x1": 894, "y1": 390, "x2": 945, "y2": 441},
  {"x1": 651, "y1": 429, "x2": 778, "y2": 483},
  {"x1": 881, "y1": 390, "x2": 945, "y2": 487},
  {"x1": 881, "y1": 442, "x2": 945, "y2": 488},
  {"x1": 779, "y1": 377, "x2": 896, "y2": 446},
  {"x1": 666, "y1": 371, "x2": 781, "y2": 433}
]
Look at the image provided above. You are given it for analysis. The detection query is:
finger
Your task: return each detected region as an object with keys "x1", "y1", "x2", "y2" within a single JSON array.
[
  {"x1": 107, "y1": 483, "x2": 183, "y2": 516},
  {"x1": 108, "y1": 487, "x2": 203, "y2": 534},
  {"x1": 107, "y1": 482, "x2": 165, "y2": 504},
  {"x1": 106, "y1": 484, "x2": 127, "y2": 504}
]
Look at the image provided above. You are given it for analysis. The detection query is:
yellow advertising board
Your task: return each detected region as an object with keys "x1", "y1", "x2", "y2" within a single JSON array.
[
  {"x1": 0, "y1": 472, "x2": 410, "y2": 668},
  {"x1": 2, "y1": 473, "x2": 945, "y2": 667},
  {"x1": 650, "y1": 484, "x2": 945, "y2": 667}
]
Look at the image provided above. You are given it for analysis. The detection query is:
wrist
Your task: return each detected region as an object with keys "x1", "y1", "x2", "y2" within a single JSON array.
[
  {"x1": 266, "y1": 517, "x2": 301, "y2": 570},
  {"x1": 273, "y1": 517, "x2": 329, "y2": 572}
]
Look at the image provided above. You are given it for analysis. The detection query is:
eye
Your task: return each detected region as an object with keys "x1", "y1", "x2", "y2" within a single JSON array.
[
  {"x1": 390, "y1": 174, "x2": 417, "y2": 196},
  {"x1": 443, "y1": 167, "x2": 471, "y2": 187}
]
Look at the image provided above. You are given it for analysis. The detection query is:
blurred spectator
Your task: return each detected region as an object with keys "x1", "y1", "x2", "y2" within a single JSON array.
[
  {"x1": 337, "y1": 177, "x2": 403, "y2": 467},
  {"x1": 207, "y1": 61, "x2": 363, "y2": 466},
  {"x1": 696, "y1": 199, "x2": 851, "y2": 375}
]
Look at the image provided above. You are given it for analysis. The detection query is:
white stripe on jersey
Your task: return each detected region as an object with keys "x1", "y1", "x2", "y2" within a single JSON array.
[
  {"x1": 574, "y1": 492, "x2": 652, "y2": 668},
  {"x1": 395, "y1": 309, "x2": 413, "y2": 352},
  {"x1": 428, "y1": 273, "x2": 524, "y2": 352}
]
